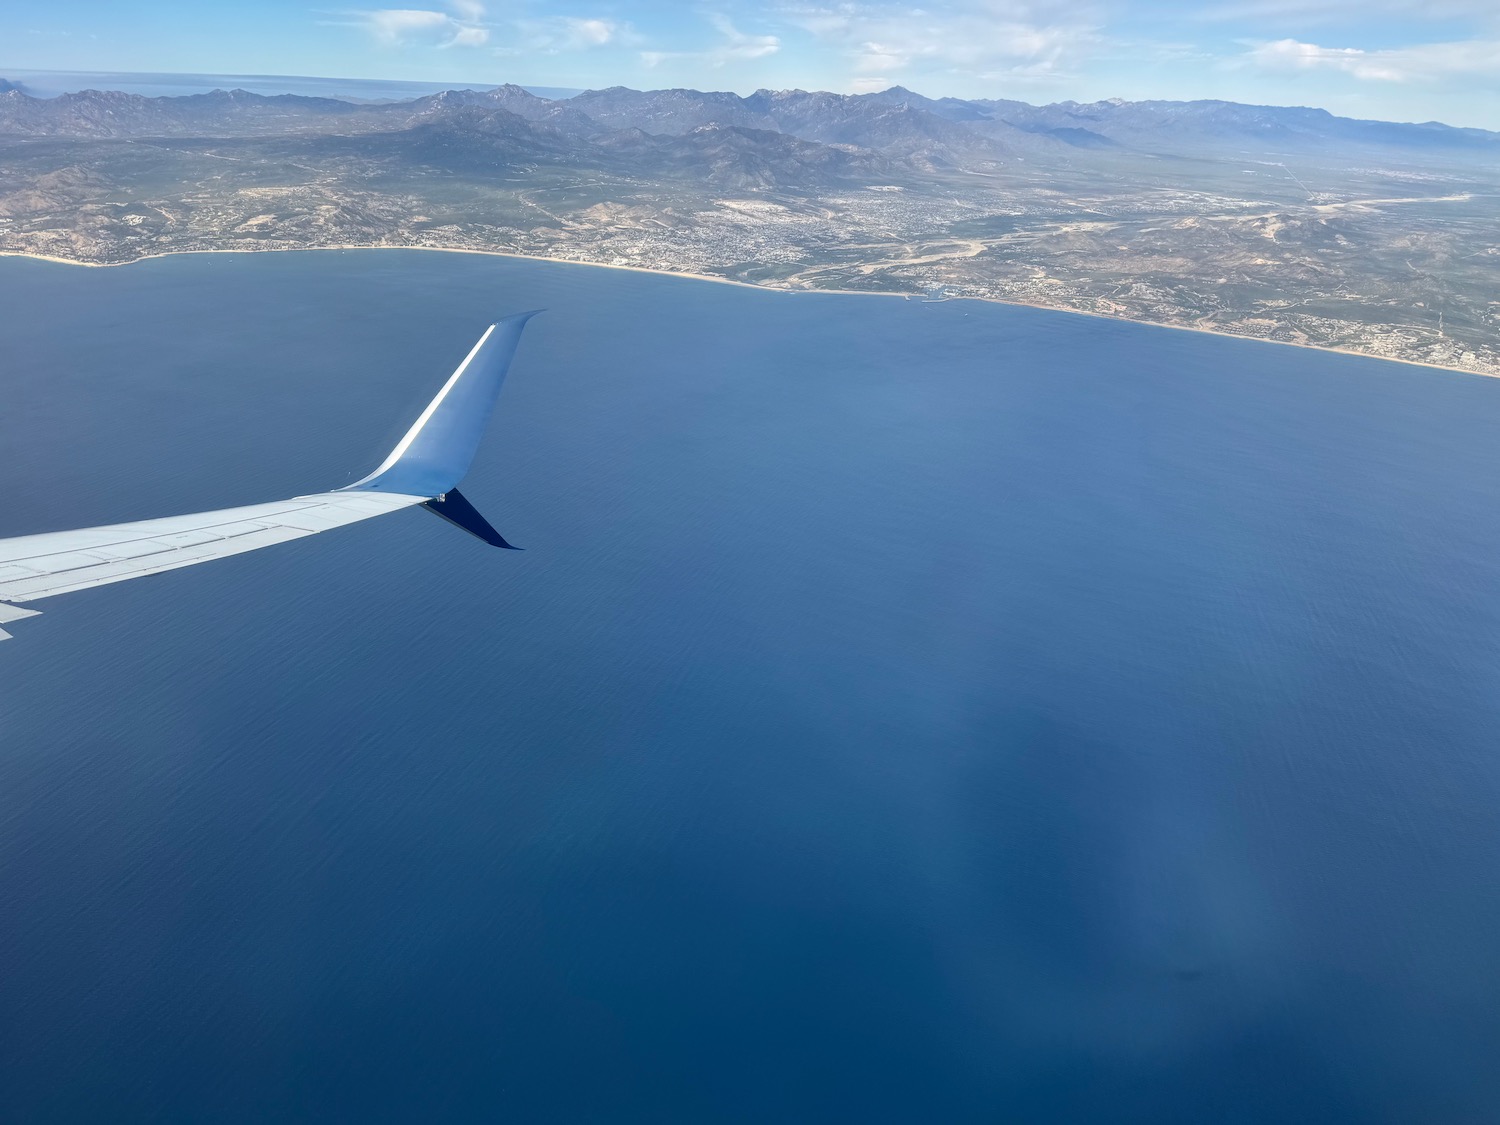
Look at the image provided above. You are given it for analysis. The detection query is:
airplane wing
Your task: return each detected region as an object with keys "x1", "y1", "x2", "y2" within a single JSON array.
[{"x1": 0, "y1": 310, "x2": 540, "y2": 641}]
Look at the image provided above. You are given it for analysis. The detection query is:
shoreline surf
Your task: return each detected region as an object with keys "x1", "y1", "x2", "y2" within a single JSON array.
[{"x1": 1, "y1": 244, "x2": 1488, "y2": 380}]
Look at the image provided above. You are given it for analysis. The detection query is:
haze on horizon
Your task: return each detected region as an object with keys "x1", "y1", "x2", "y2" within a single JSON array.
[{"x1": 3, "y1": 0, "x2": 1499, "y2": 130}]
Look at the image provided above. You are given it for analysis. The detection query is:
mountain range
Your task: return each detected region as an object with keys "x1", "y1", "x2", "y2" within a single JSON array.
[{"x1": 3, "y1": 81, "x2": 1497, "y2": 176}]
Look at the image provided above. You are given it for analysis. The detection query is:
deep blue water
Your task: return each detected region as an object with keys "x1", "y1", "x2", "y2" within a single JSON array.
[{"x1": 3, "y1": 251, "x2": 1500, "y2": 1123}]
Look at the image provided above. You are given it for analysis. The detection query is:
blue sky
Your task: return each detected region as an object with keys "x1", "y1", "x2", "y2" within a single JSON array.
[{"x1": 5, "y1": 0, "x2": 1500, "y2": 127}]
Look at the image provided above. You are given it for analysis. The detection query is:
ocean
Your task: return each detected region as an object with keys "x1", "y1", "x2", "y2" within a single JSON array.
[
  {"x1": 2, "y1": 250, "x2": 1499, "y2": 1122},
  {"x1": 1, "y1": 70, "x2": 579, "y2": 102}
]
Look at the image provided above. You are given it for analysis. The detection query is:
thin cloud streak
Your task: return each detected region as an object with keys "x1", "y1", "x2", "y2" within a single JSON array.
[
  {"x1": 335, "y1": 2, "x2": 490, "y2": 48},
  {"x1": 495, "y1": 16, "x2": 643, "y2": 55},
  {"x1": 641, "y1": 14, "x2": 781, "y2": 69},
  {"x1": 1244, "y1": 36, "x2": 1500, "y2": 82},
  {"x1": 1187, "y1": 0, "x2": 1500, "y2": 23},
  {"x1": 779, "y1": 1, "x2": 1100, "y2": 87}
]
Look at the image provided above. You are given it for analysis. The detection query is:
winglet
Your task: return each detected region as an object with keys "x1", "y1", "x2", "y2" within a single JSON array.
[
  {"x1": 423, "y1": 488, "x2": 521, "y2": 550},
  {"x1": 345, "y1": 310, "x2": 541, "y2": 500}
]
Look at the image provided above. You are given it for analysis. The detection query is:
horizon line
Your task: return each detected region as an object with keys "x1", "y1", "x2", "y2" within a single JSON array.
[{"x1": 0, "y1": 66, "x2": 1486, "y2": 132}]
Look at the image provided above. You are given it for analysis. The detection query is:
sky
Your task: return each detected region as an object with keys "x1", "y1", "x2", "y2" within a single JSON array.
[{"x1": 4, "y1": 0, "x2": 1500, "y2": 128}]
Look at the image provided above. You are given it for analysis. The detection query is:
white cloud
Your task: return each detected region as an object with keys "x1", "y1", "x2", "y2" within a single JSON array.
[
  {"x1": 640, "y1": 13, "x2": 781, "y2": 68},
  {"x1": 852, "y1": 44, "x2": 906, "y2": 74},
  {"x1": 564, "y1": 18, "x2": 619, "y2": 46},
  {"x1": 707, "y1": 14, "x2": 782, "y2": 60},
  {"x1": 1245, "y1": 36, "x2": 1500, "y2": 82},
  {"x1": 446, "y1": 23, "x2": 490, "y2": 46},
  {"x1": 1246, "y1": 38, "x2": 1404, "y2": 80},
  {"x1": 494, "y1": 15, "x2": 642, "y2": 55},
  {"x1": 780, "y1": 2, "x2": 1097, "y2": 85},
  {"x1": 1190, "y1": 0, "x2": 1499, "y2": 23},
  {"x1": 360, "y1": 9, "x2": 450, "y2": 44},
  {"x1": 339, "y1": 1, "x2": 489, "y2": 48}
]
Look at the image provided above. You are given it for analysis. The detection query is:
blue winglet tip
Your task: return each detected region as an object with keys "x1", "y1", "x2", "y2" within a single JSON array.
[{"x1": 423, "y1": 488, "x2": 521, "y2": 550}]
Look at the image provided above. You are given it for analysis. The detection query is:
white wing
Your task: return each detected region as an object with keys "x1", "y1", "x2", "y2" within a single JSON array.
[
  {"x1": 0, "y1": 491, "x2": 424, "y2": 609},
  {"x1": 0, "y1": 311, "x2": 539, "y2": 641}
]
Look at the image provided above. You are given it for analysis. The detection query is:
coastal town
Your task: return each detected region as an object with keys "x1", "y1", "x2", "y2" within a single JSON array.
[{"x1": 3, "y1": 82, "x2": 1497, "y2": 375}]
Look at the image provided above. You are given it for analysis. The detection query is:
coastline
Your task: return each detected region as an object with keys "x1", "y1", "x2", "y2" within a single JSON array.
[{"x1": 1, "y1": 244, "x2": 1490, "y2": 380}]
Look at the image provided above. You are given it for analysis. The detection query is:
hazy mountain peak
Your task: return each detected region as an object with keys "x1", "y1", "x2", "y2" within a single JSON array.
[{"x1": 0, "y1": 78, "x2": 1494, "y2": 156}]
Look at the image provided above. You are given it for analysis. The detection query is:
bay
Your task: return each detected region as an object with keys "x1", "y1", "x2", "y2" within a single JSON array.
[{"x1": 3, "y1": 250, "x2": 1500, "y2": 1122}]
